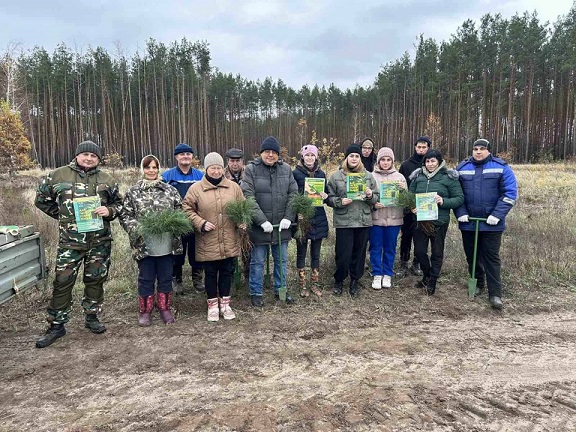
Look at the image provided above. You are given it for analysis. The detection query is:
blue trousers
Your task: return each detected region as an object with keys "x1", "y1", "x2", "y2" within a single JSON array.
[
  {"x1": 137, "y1": 255, "x2": 174, "y2": 297},
  {"x1": 369, "y1": 225, "x2": 401, "y2": 277}
]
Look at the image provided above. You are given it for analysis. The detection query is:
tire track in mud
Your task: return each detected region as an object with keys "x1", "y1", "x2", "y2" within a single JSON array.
[{"x1": 1, "y1": 309, "x2": 576, "y2": 431}]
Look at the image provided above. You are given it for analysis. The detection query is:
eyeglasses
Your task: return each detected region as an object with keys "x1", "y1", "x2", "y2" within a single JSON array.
[{"x1": 361, "y1": 146, "x2": 373, "y2": 150}]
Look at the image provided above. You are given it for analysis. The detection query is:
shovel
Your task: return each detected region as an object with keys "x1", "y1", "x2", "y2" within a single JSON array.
[
  {"x1": 264, "y1": 246, "x2": 272, "y2": 289},
  {"x1": 467, "y1": 217, "x2": 487, "y2": 299}
]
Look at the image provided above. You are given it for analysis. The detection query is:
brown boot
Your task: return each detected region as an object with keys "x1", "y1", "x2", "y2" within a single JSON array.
[
  {"x1": 138, "y1": 295, "x2": 154, "y2": 326},
  {"x1": 298, "y1": 268, "x2": 309, "y2": 297},
  {"x1": 310, "y1": 268, "x2": 322, "y2": 297},
  {"x1": 219, "y1": 296, "x2": 236, "y2": 320},
  {"x1": 207, "y1": 298, "x2": 219, "y2": 322},
  {"x1": 156, "y1": 292, "x2": 175, "y2": 324}
]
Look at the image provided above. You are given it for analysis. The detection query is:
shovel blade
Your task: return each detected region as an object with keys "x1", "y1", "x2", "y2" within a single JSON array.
[
  {"x1": 467, "y1": 278, "x2": 477, "y2": 300},
  {"x1": 278, "y1": 286, "x2": 287, "y2": 301}
]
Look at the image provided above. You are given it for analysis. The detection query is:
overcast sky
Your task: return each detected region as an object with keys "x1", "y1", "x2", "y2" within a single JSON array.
[{"x1": 1, "y1": 0, "x2": 573, "y2": 90}]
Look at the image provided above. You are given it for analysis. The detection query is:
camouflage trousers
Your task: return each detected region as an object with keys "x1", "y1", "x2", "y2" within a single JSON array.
[{"x1": 47, "y1": 242, "x2": 112, "y2": 324}]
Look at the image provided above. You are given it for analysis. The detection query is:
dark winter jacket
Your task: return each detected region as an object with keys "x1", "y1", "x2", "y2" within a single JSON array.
[
  {"x1": 35, "y1": 161, "x2": 122, "y2": 249},
  {"x1": 361, "y1": 152, "x2": 377, "y2": 173},
  {"x1": 119, "y1": 180, "x2": 183, "y2": 261},
  {"x1": 454, "y1": 155, "x2": 518, "y2": 232},
  {"x1": 292, "y1": 162, "x2": 329, "y2": 240},
  {"x1": 409, "y1": 163, "x2": 464, "y2": 225},
  {"x1": 326, "y1": 168, "x2": 379, "y2": 228},
  {"x1": 399, "y1": 152, "x2": 424, "y2": 186},
  {"x1": 241, "y1": 157, "x2": 298, "y2": 245}
]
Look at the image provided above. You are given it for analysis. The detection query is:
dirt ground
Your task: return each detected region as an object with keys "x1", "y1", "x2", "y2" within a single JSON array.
[{"x1": 1, "y1": 274, "x2": 576, "y2": 432}]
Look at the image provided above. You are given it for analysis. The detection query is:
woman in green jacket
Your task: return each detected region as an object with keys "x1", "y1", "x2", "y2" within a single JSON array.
[
  {"x1": 409, "y1": 149, "x2": 464, "y2": 295},
  {"x1": 326, "y1": 144, "x2": 379, "y2": 297}
]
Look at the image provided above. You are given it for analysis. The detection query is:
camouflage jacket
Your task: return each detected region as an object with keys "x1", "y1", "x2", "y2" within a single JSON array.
[
  {"x1": 35, "y1": 161, "x2": 122, "y2": 249},
  {"x1": 119, "y1": 180, "x2": 184, "y2": 261}
]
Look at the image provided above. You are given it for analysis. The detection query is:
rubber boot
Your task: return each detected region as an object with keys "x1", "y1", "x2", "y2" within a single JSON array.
[
  {"x1": 207, "y1": 298, "x2": 219, "y2": 322},
  {"x1": 192, "y1": 267, "x2": 205, "y2": 292},
  {"x1": 219, "y1": 296, "x2": 236, "y2": 320},
  {"x1": 35, "y1": 323, "x2": 66, "y2": 348},
  {"x1": 310, "y1": 268, "x2": 322, "y2": 297},
  {"x1": 157, "y1": 292, "x2": 175, "y2": 324},
  {"x1": 298, "y1": 268, "x2": 309, "y2": 297},
  {"x1": 138, "y1": 295, "x2": 154, "y2": 326},
  {"x1": 85, "y1": 314, "x2": 107, "y2": 334}
]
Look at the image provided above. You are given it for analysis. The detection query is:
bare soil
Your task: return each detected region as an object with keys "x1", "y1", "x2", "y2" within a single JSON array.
[{"x1": 1, "y1": 275, "x2": 576, "y2": 431}]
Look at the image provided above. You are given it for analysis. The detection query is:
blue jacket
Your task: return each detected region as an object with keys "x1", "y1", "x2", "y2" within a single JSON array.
[
  {"x1": 162, "y1": 166, "x2": 204, "y2": 198},
  {"x1": 292, "y1": 162, "x2": 329, "y2": 240},
  {"x1": 454, "y1": 155, "x2": 518, "y2": 232}
]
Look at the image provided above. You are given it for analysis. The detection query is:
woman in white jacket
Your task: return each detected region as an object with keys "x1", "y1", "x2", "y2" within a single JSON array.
[{"x1": 370, "y1": 147, "x2": 407, "y2": 289}]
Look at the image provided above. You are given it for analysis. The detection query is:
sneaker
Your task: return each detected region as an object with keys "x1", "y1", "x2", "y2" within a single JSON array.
[
  {"x1": 382, "y1": 275, "x2": 392, "y2": 289},
  {"x1": 250, "y1": 295, "x2": 263, "y2": 307},
  {"x1": 35, "y1": 324, "x2": 66, "y2": 348},
  {"x1": 372, "y1": 275, "x2": 383, "y2": 290}
]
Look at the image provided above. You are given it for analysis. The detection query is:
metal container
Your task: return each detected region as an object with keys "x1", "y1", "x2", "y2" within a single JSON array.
[{"x1": 0, "y1": 226, "x2": 46, "y2": 305}]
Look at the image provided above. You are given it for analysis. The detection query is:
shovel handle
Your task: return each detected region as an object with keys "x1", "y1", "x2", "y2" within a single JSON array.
[{"x1": 468, "y1": 217, "x2": 487, "y2": 222}]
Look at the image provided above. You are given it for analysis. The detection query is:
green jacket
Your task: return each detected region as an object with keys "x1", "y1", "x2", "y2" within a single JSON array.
[
  {"x1": 408, "y1": 164, "x2": 464, "y2": 225},
  {"x1": 35, "y1": 161, "x2": 122, "y2": 249},
  {"x1": 326, "y1": 168, "x2": 379, "y2": 228}
]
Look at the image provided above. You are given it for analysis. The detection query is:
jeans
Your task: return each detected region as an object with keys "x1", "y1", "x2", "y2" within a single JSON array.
[
  {"x1": 137, "y1": 255, "x2": 174, "y2": 297},
  {"x1": 461, "y1": 230, "x2": 503, "y2": 297},
  {"x1": 370, "y1": 225, "x2": 401, "y2": 277},
  {"x1": 296, "y1": 238, "x2": 323, "y2": 269},
  {"x1": 249, "y1": 242, "x2": 289, "y2": 296},
  {"x1": 203, "y1": 257, "x2": 235, "y2": 299}
]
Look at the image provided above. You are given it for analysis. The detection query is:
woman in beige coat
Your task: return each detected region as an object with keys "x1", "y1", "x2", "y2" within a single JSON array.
[{"x1": 183, "y1": 152, "x2": 245, "y2": 321}]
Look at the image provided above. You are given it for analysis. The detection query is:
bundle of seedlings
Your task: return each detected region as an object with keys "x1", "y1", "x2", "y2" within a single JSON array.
[
  {"x1": 224, "y1": 197, "x2": 255, "y2": 258},
  {"x1": 290, "y1": 193, "x2": 316, "y2": 240},
  {"x1": 397, "y1": 190, "x2": 436, "y2": 236},
  {"x1": 137, "y1": 209, "x2": 194, "y2": 237}
]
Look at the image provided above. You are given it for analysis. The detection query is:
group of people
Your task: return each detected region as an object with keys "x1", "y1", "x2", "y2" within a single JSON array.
[{"x1": 33, "y1": 135, "x2": 518, "y2": 348}]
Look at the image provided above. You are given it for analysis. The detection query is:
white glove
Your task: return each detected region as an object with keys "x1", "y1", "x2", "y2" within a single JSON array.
[
  {"x1": 457, "y1": 215, "x2": 469, "y2": 223},
  {"x1": 261, "y1": 221, "x2": 273, "y2": 233},
  {"x1": 486, "y1": 215, "x2": 500, "y2": 226},
  {"x1": 279, "y1": 218, "x2": 291, "y2": 231}
]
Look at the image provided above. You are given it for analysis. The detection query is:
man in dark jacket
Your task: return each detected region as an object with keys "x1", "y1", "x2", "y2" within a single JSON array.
[
  {"x1": 398, "y1": 136, "x2": 431, "y2": 277},
  {"x1": 455, "y1": 139, "x2": 518, "y2": 309},
  {"x1": 162, "y1": 143, "x2": 205, "y2": 294},
  {"x1": 34, "y1": 141, "x2": 122, "y2": 348},
  {"x1": 224, "y1": 147, "x2": 245, "y2": 184},
  {"x1": 241, "y1": 136, "x2": 298, "y2": 307}
]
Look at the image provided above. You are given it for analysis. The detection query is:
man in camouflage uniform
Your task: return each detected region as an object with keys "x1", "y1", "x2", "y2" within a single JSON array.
[{"x1": 34, "y1": 141, "x2": 122, "y2": 348}]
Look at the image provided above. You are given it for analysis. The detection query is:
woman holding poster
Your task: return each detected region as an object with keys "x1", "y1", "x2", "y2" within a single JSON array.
[
  {"x1": 408, "y1": 149, "x2": 464, "y2": 295},
  {"x1": 369, "y1": 147, "x2": 407, "y2": 290},
  {"x1": 292, "y1": 144, "x2": 329, "y2": 298}
]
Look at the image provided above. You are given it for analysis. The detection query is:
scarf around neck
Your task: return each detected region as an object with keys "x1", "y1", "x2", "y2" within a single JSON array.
[{"x1": 423, "y1": 160, "x2": 446, "y2": 180}]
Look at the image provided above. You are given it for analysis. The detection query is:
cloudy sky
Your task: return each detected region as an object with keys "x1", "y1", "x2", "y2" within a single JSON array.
[{"x1": 1, "y1": 0, "x2": 573, "y2": 89}]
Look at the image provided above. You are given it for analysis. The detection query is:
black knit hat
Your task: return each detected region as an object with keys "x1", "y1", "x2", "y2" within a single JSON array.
[
  {"x1": 260, "y1": 136, "x2": 280, "y2": 154},
  {"x1": 75, "y1": 141, "x2": 101, "y2": 159},
  {"x1": 423, "y1": 149, "x2": 443, "y2": 165},
  {"x1": 345, "y1": 143, "x2": 362, "y2": 158},
  {"x1": 473, "y1": 138, "x2": 491, "y2": 151},
  {"x1": 415, "y1": 136, "x2": 432, "y2": 147}
]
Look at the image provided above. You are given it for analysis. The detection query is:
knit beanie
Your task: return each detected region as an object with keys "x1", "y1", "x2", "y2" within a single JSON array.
[
  {"x1": 345, "y1": 143, "x2": 362, "y2": 158},
  {"x1": 473, "y1": 138, "x2": 491, "y2": 151},
  {"x1": 174, "y1": 143, "x2": 194, "y2": 155},
  {"x1": 260, "y1": 136, "x2": 281, "y2": 154},
  {"x1": 204, "y1": 152, "x2": 224, "y2": 168},
  {"x1": 300, "y1": 144, "x2": 318, "y2": 159},
  {"x1": 423, "y1": 149, "x2": 443, "y2": 165},
  {"x1": 75, "y1": 141, "x2": 101, "y2": 159},
  {"x1": 377, "y1": 147, "x2": 395, "y2": 164},
  {"x1": 415, "y1": 136, "x2": 432, "y2": 147},
  {"x1": 140, "y1": 154, "x2": 160, "y2": 177}
]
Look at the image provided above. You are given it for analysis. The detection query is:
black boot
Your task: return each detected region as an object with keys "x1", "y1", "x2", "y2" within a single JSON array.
[
  {"x1": 333, "y1": 281, "x2": 343, "y2": 296},
  {"x1": 414, "y1": 276, "x2": 430, "y2": 289},
  {"x1": 349, "y1": 279, "x2": 361, "y2": 298},
  {"x1": 36, "y1": 324, "x2": 66, "y2": 348},
  {"x1": 426, "y1": 278, "x2": 437, "y2": 296},
  {"x1": 84, "y1": 314, "x2": 107, "y2": 334}
]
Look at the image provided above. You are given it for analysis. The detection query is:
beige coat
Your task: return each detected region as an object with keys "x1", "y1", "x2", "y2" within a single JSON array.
[
  {"x1": 182, "y1": 176, "x2": 244, "y2": 262},
  {"x1": 371, "y1": 168, "x2": 406, "y2": 227}
]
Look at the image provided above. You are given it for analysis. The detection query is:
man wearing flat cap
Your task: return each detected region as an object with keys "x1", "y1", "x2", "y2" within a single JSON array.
[
  {"x1": 34, "y1": 140, "x2": 122, "y2": 348},
  {"x1": 224, "y1": 148, "x2": 245, "y2": 184},
  {"x1": 162, "y1": 143, "x2": 205, "y2": 294}
]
